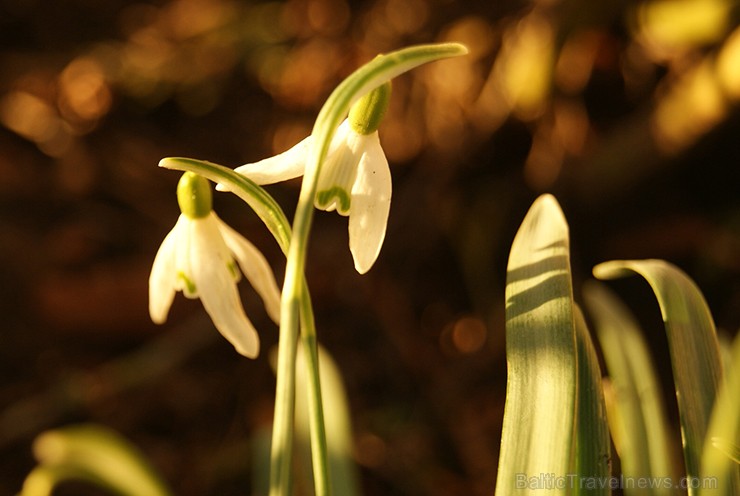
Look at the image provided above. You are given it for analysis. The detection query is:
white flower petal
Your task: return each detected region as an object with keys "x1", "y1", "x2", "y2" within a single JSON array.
[
  {"x1": 199, "y1": 267, "x2": 261, "y2": 358},
  {"x1": 190, "y1": 219, "x2": 260, "y2": 358},
  {"x1": 229, "y1": 136, "x2": 312, "y2": 186},
  {"x1": 174, "y1": 214, "x2": 199, "y2": 297},
  {"x1": 148, "y1": 225, "x2": 179, "y2": 324},
  {"x1": 216, "y1": 216, "x2": 282, "y2": 324},
  {"x1": 348, "y1": 132, "x2": 392, "y2": 274}
]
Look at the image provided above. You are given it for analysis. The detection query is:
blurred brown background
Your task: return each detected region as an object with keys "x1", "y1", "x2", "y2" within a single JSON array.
[{"x1": 1, "y1": 0, "x2": 738, "y2": 494}]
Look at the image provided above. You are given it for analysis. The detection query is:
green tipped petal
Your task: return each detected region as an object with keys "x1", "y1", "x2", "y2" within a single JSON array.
[
  {"x1": 316, "y1": 187, "x2": 352, "y2": 213},
  {"x1": 315, "y1": 121, "x2": 360, "y2": 215},
  {"x1": 177, "y1": 172, "x2": 212, "y2": 219}
]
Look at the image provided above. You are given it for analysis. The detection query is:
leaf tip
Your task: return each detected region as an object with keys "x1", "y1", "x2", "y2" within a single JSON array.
[
  {"x1": 592, "y1": 261, "x2": 626, "y2": 280},
  {"x1": 158, "y1": 157, "x2": 177, "y2": 169},
  {"x1": 451, "y1": 42, "x2": 469, "y2": 55},
  {"x1": 531, "y1": 193, "x2": 567, "y2": 226}
]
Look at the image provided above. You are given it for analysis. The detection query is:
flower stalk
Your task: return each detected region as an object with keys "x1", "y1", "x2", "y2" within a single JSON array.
[
  {"x1": 159, "y1": 158, "x2": 320, "y2": 494},
  {"x1": 159, "y1": 41, "x2": 467, "y2": 496},
  {"x1": 278, "y1": 42, "x2": 467, "y2": 496}
]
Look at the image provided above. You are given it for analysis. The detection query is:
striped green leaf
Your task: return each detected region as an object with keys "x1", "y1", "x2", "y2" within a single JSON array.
[
  {"x1": 583, "y1": 281, "x2": 678, "y2": 496},
  {"x1": 699, "y1": 332, "x2": 740, "y2": 495},
  {"x1": 593, "y1": 260, "x2": 724, "y2": 495},
  {"x1": 573, "y1": 305, "x2": 612, "y2": 495},
  {"x1": 495, "y1": 194, "x2": 577, "y2": 495}
]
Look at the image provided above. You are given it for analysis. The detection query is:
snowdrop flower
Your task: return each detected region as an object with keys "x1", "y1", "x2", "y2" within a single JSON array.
[
  {"x1": 230, "y1": 83, "x2": 392, "y2": 274},
  {"x1": 149, "y1": 172, "x2": 281, "y2": 358}
]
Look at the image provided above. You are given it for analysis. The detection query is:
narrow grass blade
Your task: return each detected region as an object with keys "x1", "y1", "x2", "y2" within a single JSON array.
[
  {"x1": 593, "y1": 260, "x2": 724, "y2": 494},
  {"x1": 573, "y1": 305, "x2": 611, "y2": 495},
  {"x1": 583, "y1": 281, "x2": 678, "y2": 496},
  {"x1": 699, "y1": 332, "x2": 740, "y2": 495},
  {"x1": 295, "y1": 344, "x2": 361, "y2": 496},
  {"x1": 496, "y1": 194, "x2": 577, "y2": 495}
]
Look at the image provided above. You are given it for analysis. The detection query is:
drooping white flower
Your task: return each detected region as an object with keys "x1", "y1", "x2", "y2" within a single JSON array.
[
  {"x1": 229, "y1": 83, "x2": 393, "y2": 274},
  {"x1": 149, "y1": 172, "x2": 281, "y2": 358}
]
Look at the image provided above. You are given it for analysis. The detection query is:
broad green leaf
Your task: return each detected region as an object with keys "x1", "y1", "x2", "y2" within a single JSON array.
[
  {"x1": 573, "y1": 305, "x2": 611, "y2": 495},
  {"x1": 583, "y1": 281, "x2": 678, "y2": 496},
  {"x1": 716, "y1": 331, "x2": 733, "y2": 378},
  {"x1": 699, "y1": 332, "x2": 740, "y2": 495},
  {"x1": 593, "y1": 260, "x2": 724, "y2": 495},
  {"x1": 20, "y1": 424, "x2": 172, "y2": 496},
  {"x1": 496, "y1": 194, "x2": 577, "y2": 495}
]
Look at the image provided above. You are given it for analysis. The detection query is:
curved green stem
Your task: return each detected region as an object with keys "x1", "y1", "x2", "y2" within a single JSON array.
[
  {"x1": 297, "y1": 282, "x2": 330, "y2": 495},
  {"x1": 159, "y1": 158, "x2": 291, "y2": 250},
  {"x1": 287, "y1": 43, "x2": 468, "y2": 301}
]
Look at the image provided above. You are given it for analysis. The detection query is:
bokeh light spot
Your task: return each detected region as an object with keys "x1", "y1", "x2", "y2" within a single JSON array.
[{"x1": 451, "y1": 316, "x2": 487, "y2": 354}]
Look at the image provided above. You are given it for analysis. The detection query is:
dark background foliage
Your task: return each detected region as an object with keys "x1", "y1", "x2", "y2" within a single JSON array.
[{"x1": 1, "y1": 0, "x2": 738, "y2": 494}]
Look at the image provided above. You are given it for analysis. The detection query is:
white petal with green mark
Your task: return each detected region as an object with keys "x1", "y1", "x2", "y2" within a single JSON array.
[{"x1": 315, "y1": 121, "x2": 360, "y2": 215}]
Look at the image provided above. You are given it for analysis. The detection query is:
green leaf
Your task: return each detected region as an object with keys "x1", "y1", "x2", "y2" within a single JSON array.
[
  {"x1": 593, "y1": 260, "x2": 724, "y2": 495},
  {"x1": 583, "y1": 281, "x2": 679, "y2": 496},
  {"x1": 250, "y1": 426, "x2": 273, "y2": 496},
  {"x1": 716, "y1": 332, "x2": 733, "y2": 379},
  {"x1": 573, "y1": 305, "x2": 612, "y2": 495},
  {"x1": 295, "y1": 344, "x2": 362, "y2": 496},
  {"x1": 496, "y1": 194, "x2": 577, "y2": 495},
  {"x1": 20, "y1": 465, "x2": 89, "y2": 496},
  {"x1": 699, "y1": 332, "x2": 740, "y2": 495},
  {"x1": 20, "y1": 424, "x2": 172, "y2": 496}
]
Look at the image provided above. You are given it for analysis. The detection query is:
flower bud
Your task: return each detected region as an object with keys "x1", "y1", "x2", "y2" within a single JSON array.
[
  {"x1": 177, "y1": 172, "x2": 212, "y2": 218},
  {"x1": 349, "y1": 81, "x2": 392, "y2": 135}
]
